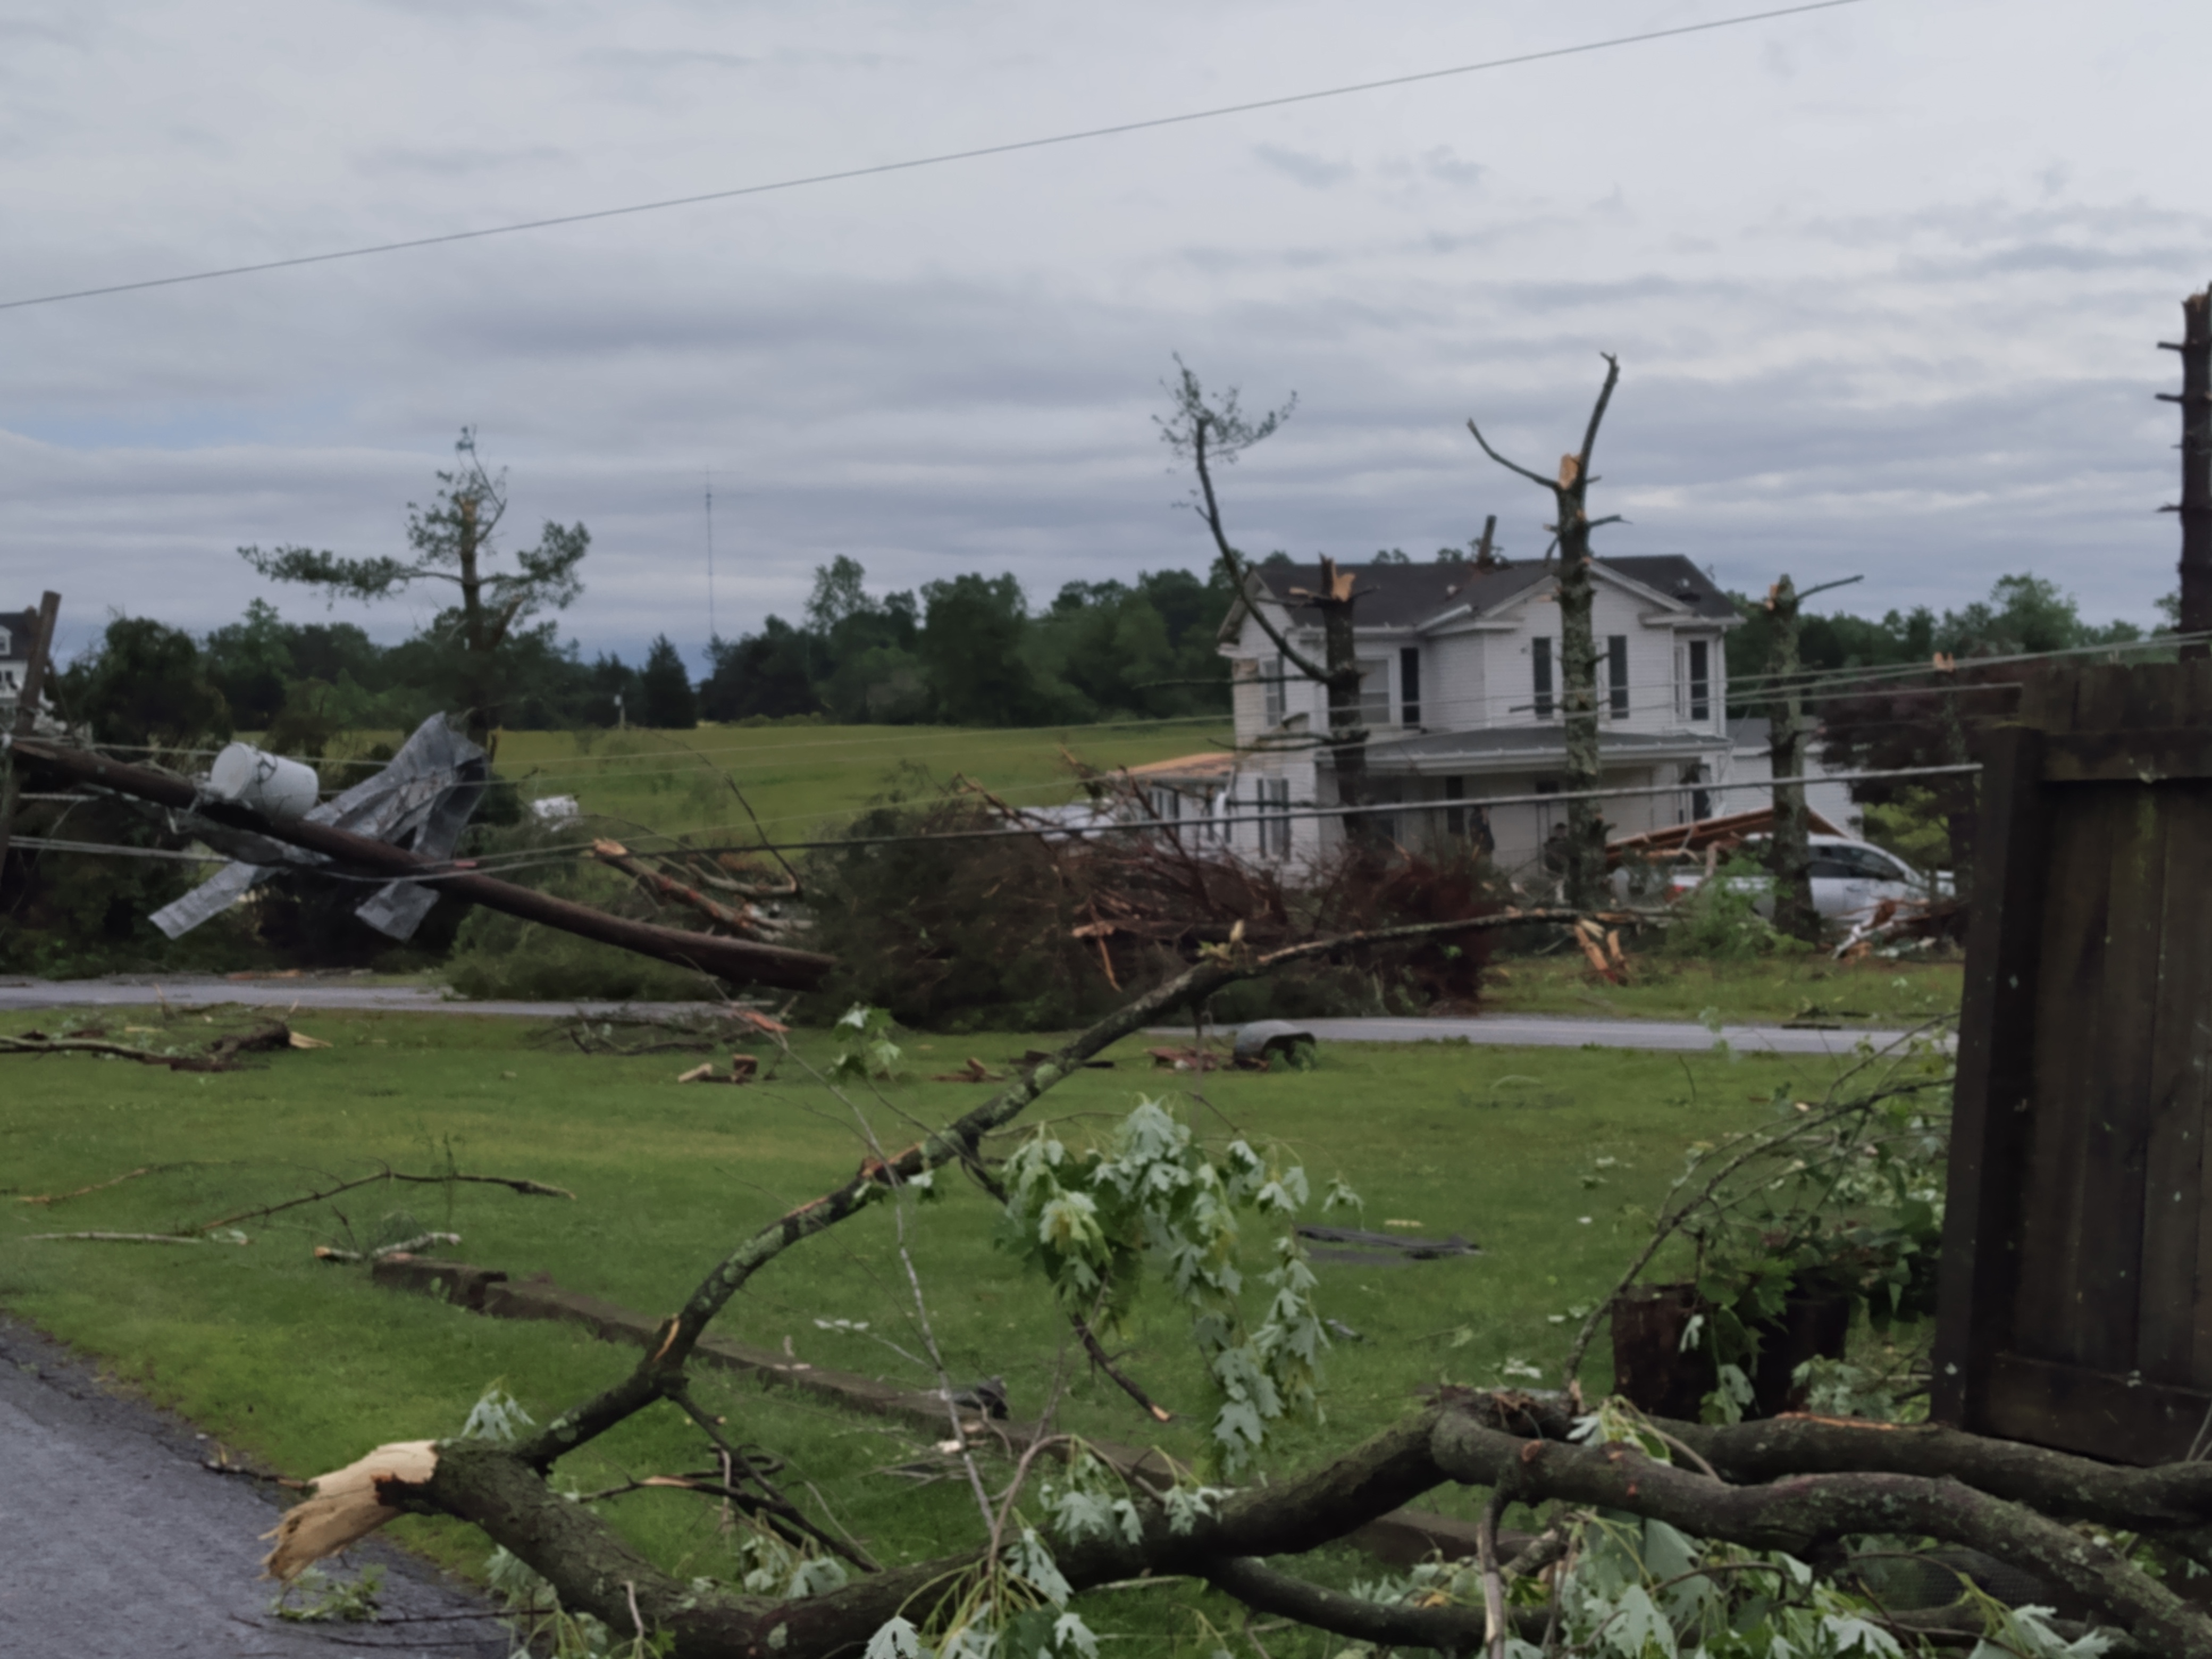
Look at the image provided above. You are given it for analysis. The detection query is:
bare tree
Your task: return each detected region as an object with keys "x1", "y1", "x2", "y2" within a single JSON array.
[
  {"x1": 1467, "y1": 357, "x2": 1624, "y2": 908},
  {"x1": 1157, "y1": 361, "x2": 1385, "y2": 847},
  {"x1": 240, "y1": 429, "x2": 588, "y2": 740}
]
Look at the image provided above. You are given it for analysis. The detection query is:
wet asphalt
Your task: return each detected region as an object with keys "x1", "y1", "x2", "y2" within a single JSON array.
[{"x1": 0, "y1": 1316, "x2": 510, "y2": 1659}]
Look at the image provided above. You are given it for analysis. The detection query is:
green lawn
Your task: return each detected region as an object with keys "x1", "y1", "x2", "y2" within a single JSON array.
[
  {"x1": 464, "y1": 720, "x2": 1225, "y2": 843},
  {"x1": 0, "y1": 1009, "x2": 1891, "y2": 1649},
  {"x1": 1482, "y1": 952, "x2": 1963, "y2": 1028}
]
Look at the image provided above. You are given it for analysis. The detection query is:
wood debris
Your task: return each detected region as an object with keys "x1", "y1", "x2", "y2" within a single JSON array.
[
  {"x1": 928, "y1": 1057, "x2": 1006, "y2": 1083},
  {"x1": 677, "y1": 1055, "x2": 759, "y2": 1085},
  {"x1": 23, "y1": 1230, "x2": 246, "y2": 1246},
  {"x1": 262, "y1": 1441, "x2": 439, "y2": 1580},
  {"x1": 0, "y1": 1018, "x2": 324, "y2": 1071},
  {"x1": 314, "y1": 1231, "x2": 463, "y2": 1264}
]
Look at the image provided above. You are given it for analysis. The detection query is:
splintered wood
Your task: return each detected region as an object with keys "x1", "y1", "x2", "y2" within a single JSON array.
[{"x1": 261, "y1": 1441, "x2": 439, "y2": 1580}]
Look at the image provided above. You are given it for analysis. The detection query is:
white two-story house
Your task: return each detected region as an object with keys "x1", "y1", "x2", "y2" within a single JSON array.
[{"x1": 1136, "y1": 556, "x2": 1799, "y2": 877}]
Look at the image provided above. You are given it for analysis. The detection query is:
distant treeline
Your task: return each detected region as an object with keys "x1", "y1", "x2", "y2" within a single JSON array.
[
  {"x1": 49, "y1": 557, "x2": 1236, "y2": 751},
  {"x1": 1722, "y1": 572, "x2": 2154, "y2": 691},
  {"x1": 51, "y1": 556, "x2": 2155, "y2": 759}
]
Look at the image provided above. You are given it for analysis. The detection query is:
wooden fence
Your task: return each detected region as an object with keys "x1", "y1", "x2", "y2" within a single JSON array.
[{"x1": 1934, "y1": 659, "x2": 2212, "y2": 1463}]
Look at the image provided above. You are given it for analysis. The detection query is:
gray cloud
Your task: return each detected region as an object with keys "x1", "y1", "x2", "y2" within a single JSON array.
[
  {"x1": 1252, "y1": 144, "x2": 1356, "y2": 190},
  {"x1": 2, "y1": 0, "x2": 2205, "y2": 670}
]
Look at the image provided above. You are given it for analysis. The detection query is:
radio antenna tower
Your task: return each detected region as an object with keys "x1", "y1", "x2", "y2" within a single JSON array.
[{"x1": 703, "y1": 473, "x2": 718, "y2": 645}]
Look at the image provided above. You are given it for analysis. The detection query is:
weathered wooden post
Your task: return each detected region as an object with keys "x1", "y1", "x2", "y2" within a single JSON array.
[{"x1": 2163, "y1": 286, "x2": 2212, "y2": 655}]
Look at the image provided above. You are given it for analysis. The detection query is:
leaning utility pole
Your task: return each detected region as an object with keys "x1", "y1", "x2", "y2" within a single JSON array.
[
  {"x1": 0, "y1": 590, "x2": 61, "y2": 888},
  {"x1": 2160, "y1": 285, "x2": 2212, "y2": 656},
  {"x1": 1764, "y1": 573, "x2": 1859, "y2": 945}
]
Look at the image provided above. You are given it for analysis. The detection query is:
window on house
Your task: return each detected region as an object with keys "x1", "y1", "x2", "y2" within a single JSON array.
[
  {"x1": 1443, "y1": 774, "x2": 1464, "y2": 838},
  {"x1": 1359, "y1": 660, "x2": 1391, "y2": 727},
  {"x1": 1532, "y1": 638, "x2": 1555, "y2": 718},
  {"x1": 1263, "y1": 777, "x2": 1291, "y2": 857},
  {"x1": 1399, "y1": 647, "x2": 1422, "y2": 727},
  {"x1": 1607, "y1": 635, "x2": 1629, "y2": 718},
  {"x1": 1681, "y1": 762, "x2": 1710, "y2": 822},
  {"x1": 1681, "y1": 640, "x2": 1711, "y2": 722},
  {"x1": 1262, "y1": 655, "x2": 1285, "y2": 726}
]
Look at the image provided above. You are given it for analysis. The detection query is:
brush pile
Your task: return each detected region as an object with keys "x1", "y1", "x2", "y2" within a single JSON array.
[{"x1": 801, "y1": 773, "x2": 1506, "y2": 1030}]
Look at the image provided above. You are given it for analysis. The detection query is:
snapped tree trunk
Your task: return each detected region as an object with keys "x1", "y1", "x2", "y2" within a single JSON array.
[
  {"x1": 1554, "y1": 504, "x2": 1604, "y2": 907},
  {"x1": 455, "y1": 495, "x2": 493, "y2": 741},
  {"x1": 1316, "y1": 567, "x2": 1374, "y2": 852},
  {"x1": 1765, "y1": 576, "x2": 1820, "y2": 945},
  {"x1": 1467, "y1": 356, "x2": 1624, "y2": 911}
]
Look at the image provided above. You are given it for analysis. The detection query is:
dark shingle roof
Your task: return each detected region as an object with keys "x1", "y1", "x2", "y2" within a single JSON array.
[
  {"x1": 1243, "y1": 555, "x2": 1738, "y2": 631},
  {"x1": 0, "y1": 610, "x2": 38, "y2": 659}
]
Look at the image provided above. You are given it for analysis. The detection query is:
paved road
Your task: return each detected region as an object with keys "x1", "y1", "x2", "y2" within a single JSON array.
[
  {"x1": 0, "y1": 976, "x2": 1929, "y2": 1054},
  {"x1": 1253, "y1": 1013, "x2": 1928, "y2": 1057},
  {"x1": 0, "y1": 975, "x2": 719, "y2": 1021},
  {"x1": 0, "y1": 1316, "x2": 509, "y2": 1658}
]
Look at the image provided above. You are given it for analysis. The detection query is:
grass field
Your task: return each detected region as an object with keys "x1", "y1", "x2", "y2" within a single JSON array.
[
  {"x1": 453, "y1": 720, "x2": 1226, "y2": 844},
  {"x1": 1481, "y1": 953, "x2": 1964, "y2": 1027},
  {"x1": 0, "y1": 1006, "x2": 1920, "y2": 1649}
]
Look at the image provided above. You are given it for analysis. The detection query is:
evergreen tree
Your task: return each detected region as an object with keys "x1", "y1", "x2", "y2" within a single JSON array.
[{"x1": 638, "y1": 635, "x2": 698, "y2": 729}]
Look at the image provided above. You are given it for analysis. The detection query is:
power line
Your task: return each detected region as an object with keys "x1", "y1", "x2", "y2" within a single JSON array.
[
  {"x1": 16, "y1": 758, "x2": 1976, "y2": 874},
  {"x1": 0, "y1": 1, "x2": 1868, "y2": 314}
]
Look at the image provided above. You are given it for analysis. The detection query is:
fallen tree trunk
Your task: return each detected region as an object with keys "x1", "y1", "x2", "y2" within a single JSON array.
[
  {"x1": 242, "y1": 910, "x2": 2210, "y2": 1659},
  {"x1": 365, "y1": 1389, "x2": 2212, "y2": 1658},
  {"x1": 9, "y1": 737, "x2": 835, "y2": 992}
]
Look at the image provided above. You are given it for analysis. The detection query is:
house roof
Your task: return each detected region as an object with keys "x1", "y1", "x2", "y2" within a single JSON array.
[
  {"x1": 1229, "y1": 555, "x2": 1739, "y2": 636},
  {"x1": 0, "y1": 609, "x2": 38, "y2": 660},
  {"x1": 1122, "y1": 751, "x2": 1237, "y2": 782}
]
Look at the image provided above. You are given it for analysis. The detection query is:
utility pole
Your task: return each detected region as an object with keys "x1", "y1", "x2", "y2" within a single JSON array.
[
  {"x1": 2160, "y1": 285, "x2": 2212, "y2": 655},
  {"x1": 1765, "y1": 573, "x2": 1859, "y2": 945},
  {"x1": 0, "y1": 590, "x2": 63, "y2": 893}
]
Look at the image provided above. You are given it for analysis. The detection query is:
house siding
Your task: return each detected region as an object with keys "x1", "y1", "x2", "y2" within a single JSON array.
[{"x1": 1211, "y1": 561, "x2": 1763, "y2": 875}]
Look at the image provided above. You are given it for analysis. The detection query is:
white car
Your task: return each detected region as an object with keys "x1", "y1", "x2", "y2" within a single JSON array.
[{"x1": 1665, "y1": 834, "x2": 1946, "y2": 924}]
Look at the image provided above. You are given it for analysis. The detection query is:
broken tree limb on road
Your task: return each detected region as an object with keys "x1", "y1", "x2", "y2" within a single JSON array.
[{"x1": 9, "y1": 735, "x2": 835, "y2": 992}]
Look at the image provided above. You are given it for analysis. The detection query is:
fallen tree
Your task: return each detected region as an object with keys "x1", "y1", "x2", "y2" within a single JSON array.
[
  {"x1": 9, "y1": 735, "x2": 834, "y2": 992},
  {"x1": 256, "y1": 919, "x2": 2208, "y2": 1659}
]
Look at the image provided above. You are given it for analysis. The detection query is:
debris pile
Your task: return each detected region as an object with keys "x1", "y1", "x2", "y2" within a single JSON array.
[
  {"x1": 805, "y1": 770, "x2": 1507, "y2": 1029},
  {"x1": 1834, "y1": 894, "x2": 1967, "y2": 959}
]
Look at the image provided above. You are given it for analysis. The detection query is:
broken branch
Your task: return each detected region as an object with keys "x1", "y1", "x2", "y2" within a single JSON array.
[{"x1": 195, "y1": 1167, "x2": 574, "y2": 1234}]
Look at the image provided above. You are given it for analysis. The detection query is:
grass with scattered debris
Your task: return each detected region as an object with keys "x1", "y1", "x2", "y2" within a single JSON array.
[
  {"x1": 1481, "y1": 950, "x2": 1963, "y2": 1027},
  {"x1": 0, "y1": 1006, "x2": 1912, "y2": 1650}
]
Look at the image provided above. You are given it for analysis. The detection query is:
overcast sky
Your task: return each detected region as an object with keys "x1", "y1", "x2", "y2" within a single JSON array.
[{"x1": 3, "y1": 0, "x2": 2206, "y2": 669}]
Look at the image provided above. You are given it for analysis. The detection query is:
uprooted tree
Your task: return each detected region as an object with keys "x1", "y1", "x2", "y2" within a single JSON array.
[{"x1": 261, "y1": 923, "x2": 2212, "y2": 1659}]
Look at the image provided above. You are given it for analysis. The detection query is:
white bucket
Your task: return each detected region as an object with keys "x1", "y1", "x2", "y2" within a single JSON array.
[{"x1": 207, "y1": 743, "x2": 320, "y2": 820}]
